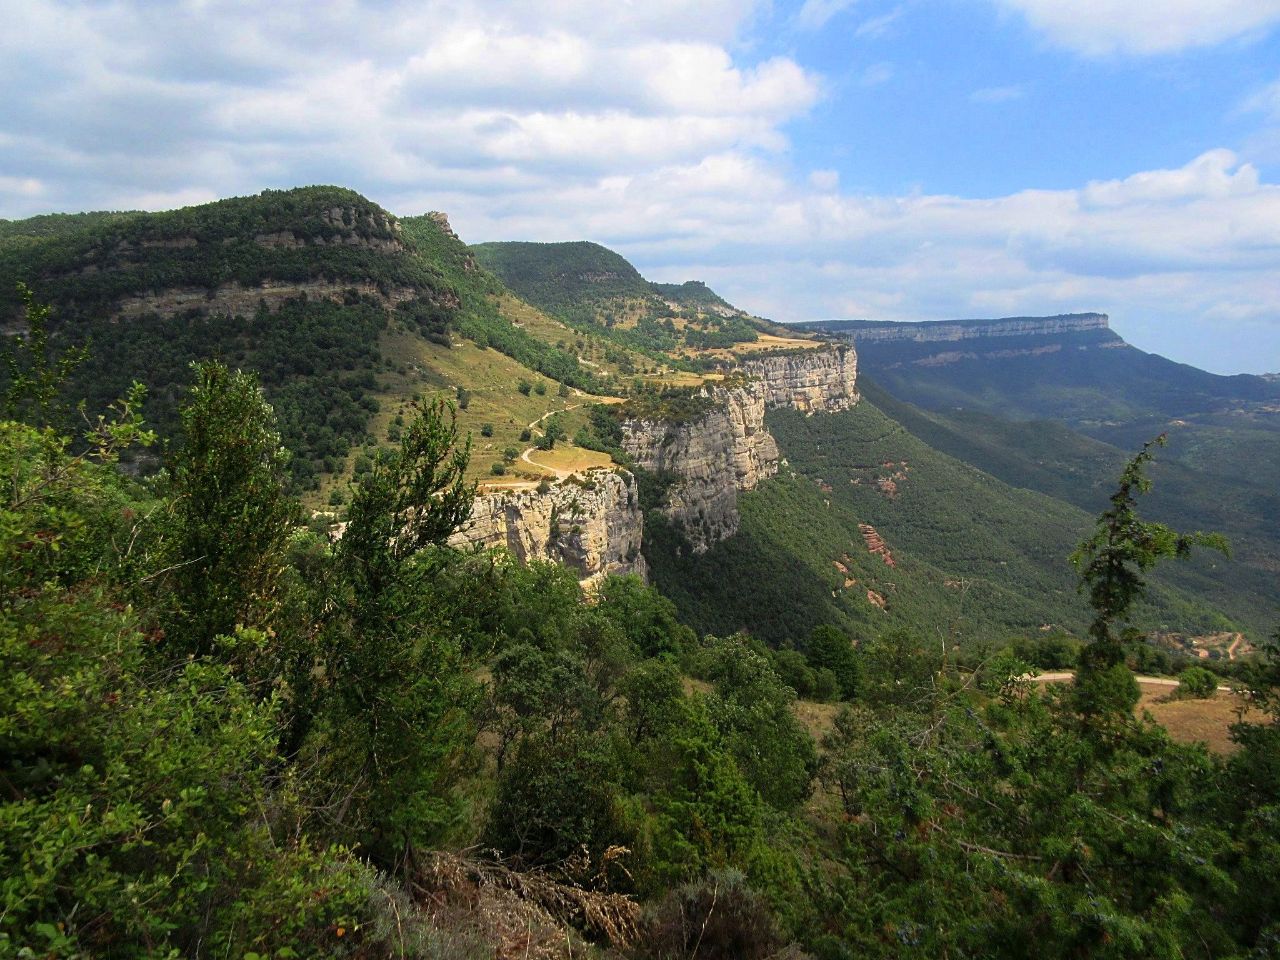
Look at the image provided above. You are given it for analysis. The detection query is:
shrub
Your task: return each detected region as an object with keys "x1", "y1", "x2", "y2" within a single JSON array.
[
  {"x1": 1179, "y1": 666, "x2": 1218, "y2": 699},
  {"x1": 490, "y1": 462, "x2": 507, "y2": 476},
  {"x1": 480, "y1": 422, "x2": 494, "y2": 437},
  {"x1": 518, "y1": 380, "x2": 532, "y2": 396},
  {"x1": 638, "y1": 870, "x2": 790, "y2": 960}
]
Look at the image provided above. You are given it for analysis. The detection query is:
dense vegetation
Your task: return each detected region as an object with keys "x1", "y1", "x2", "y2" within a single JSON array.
[
  {"x1": 3, "y1": 326, "x2": 1277, "y2": 956},
  {"x1": 860, "y1": 378, "x2": 1279, "y2": 637},
  {"x1": 472, "y1": 240, "x2": 762, "y2": 355},
  {"x1": 643, "y1": 397, "x2": 1240, "y2": 649},
  {"x1": 0, "y1": 187, "x2": 451, "y2": 318},
  {"x1": 0, "y1": 190, "x2": 605, "y2": 490}
]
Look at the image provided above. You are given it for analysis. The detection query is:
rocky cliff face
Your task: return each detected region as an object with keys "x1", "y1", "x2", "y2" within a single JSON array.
[
  {"x1": 114, "y1": 279, "x2": 438, "y2": 320},
  {"x1": 622, "y1": 346, "x2": 858, "y2": 552},
  {"x1": 449, "y1": 470, "x2": 646, "y2": 586},
  {"x1": 833, "y1": 313, "x2": 1109, "y2": 343},
  {"x1": 738, "y1": 346, "x2": 859, "y2": 412},
  {"x1": 621, "y1": 381, "x2": 779, "y2": 552}
]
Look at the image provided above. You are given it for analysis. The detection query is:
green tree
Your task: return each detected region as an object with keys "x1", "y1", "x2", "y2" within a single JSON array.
[
  {"x1": 1177, "y1": 665, "x2": 1217, "y2": 699},
  {"x1": 1, "y1": 283, "x2": 88, "y2": 430},
  {"x1": 162, "y1": 361, "x2": 298, "y2": 658},
  {"x1": 1070, "y1": 435, "x2": 1227, "y2": 714},
  {"x1": 318, "y1": 398, "x2": 477, "y2": 862},
  {"x1": 805, "y1": 624, "x2": 861, "y2": 699}
]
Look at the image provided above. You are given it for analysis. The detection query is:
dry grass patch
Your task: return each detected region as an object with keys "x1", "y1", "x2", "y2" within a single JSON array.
[
  {"x1": 521, "y1": 446, "x2": 615, "y2": 477},
  {"x1": 1138, "y1": 682, "x2": 1252, "y2": 755}
]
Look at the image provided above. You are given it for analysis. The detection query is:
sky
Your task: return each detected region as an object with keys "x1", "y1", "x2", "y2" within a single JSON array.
[{"x1": 3, "y1": 1, "x2": 1280, "y2": 374}]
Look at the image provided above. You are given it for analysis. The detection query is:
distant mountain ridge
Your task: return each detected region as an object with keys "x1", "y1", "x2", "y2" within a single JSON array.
[{"x1": 800, "y1": 313, "x2": 1110, "y2": 342}]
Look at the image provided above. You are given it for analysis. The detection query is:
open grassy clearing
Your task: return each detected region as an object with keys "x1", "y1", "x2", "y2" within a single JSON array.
[
  {"x1": 677, "y1": 331, "x2": 826, "y2": 362},
  {"x1": 520, "y1": 444, "x2": 614, "y2": 477},
  {"x1": 1139, "y1": 683, "x2": 1254, "y2": 755},
  {"x1": 307, "y1": 324, "x2": 627, "y2": 506}
]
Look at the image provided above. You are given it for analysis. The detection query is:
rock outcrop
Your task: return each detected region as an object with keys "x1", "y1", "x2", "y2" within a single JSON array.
[
  {"x1": 827, "y1": 313, "x2": 1109, "y2": 343},
  {"x1": 622, "y1": 346, "x2": 858, "y2": 552},
  {"x1": 114, "y1": 279, "x2": 435, "y2": 320},
  {"x1": 450, "y1": 470, "x2": 646, "y2": 586},
  {"x1": 621, "y1": 381, "x2": 779, "y2": 552},
  {"x1": 738, "y1": 346, "x2": 859, "y2": 413}
]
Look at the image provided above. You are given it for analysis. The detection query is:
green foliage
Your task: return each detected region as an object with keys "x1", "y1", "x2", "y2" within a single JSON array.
[
  {"x1": 160, "y1": 362, "x2": 299, "y2": 656},
  {"x1": 0, "y1": 404, "x2": 370, "y2": 956},
  {"x1": 320, "y1": 399, "x2": 478, "y2": 860},
  {"x1": 804, "y1": 625, "x2": 861, "y2": 699},
  {"x1": 1177, "y1": 665, "x2": 1218, "y2": 698},
  {"x1": 696, "y1": 636, "x2": 818, "y2": 811},
  {"x1": 1071, "y1": 435, "x2": 1228, "y2": 711},
  {"x1": 485, "y1": 731, "x2": 626, "y2": 868},
  {"x1": 1, "y1": 283, "x2": 88, "y2": 430}
]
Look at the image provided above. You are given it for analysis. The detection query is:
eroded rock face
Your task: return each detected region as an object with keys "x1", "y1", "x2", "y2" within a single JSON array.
[
  {"x1": 449, "y1": 470, "x2": 646, "y2": 587},
  {"x1": 738, "y1": 346, "x2": 859, "y2": 413},
  {"x1": 622, "y1": 346, "x2": 859, "y2": 552},
  {"x1": 621, "y1": 381, "x2": 779, "y2": 553},
  {"x1": 114, "y1": 279, "x2": 437, "y2": 320}
]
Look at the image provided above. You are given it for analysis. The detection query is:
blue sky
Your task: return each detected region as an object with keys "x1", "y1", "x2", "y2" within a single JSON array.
[{"x1": 2, "y1": 0, "x2": 1279, "y2": 373}]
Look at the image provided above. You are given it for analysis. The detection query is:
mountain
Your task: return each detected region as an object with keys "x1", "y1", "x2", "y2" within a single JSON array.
[
  {"x1": 798, "y1": 314, "x2": 1280, "y2": 425},
  {"x1": 472, "y1": 239, "x2": 792, "y2": 355},
  {"x1": 0, "y1": 189, "x2": 639, "y2": 494},
  {"x1": 2, "y1": 191, "x2": 1264, "y2": 647},
  {"x1": 792, "y1": 315, "x2": 1279, "y2": 640}
]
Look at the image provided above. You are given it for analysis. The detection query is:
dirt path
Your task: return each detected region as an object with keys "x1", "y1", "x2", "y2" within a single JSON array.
[{"x1": 1033, "y1": 671, "x2": 1233, "y2": 692}]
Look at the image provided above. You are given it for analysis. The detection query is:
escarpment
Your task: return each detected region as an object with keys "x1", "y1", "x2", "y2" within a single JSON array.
[
  {"x1": 622, "y1": 346, "x2": 858, "y2": 553},
  {"x1": 450, "y1": 471, "x2": 646, "y2": 586},
  {"x1": 810, "y1": 313, "x2": 1110, "y2": 343},
  {"x1": 738, "y1": 346, "x2": 859, "y2": 412},
  {"x1": 622, "y1": 381, "x2": 779, "y2": 552}
]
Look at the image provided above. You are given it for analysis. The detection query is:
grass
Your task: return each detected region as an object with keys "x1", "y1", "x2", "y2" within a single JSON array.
[
  {"x1": 1138, "y1": 681, "x2": 1251, "y2": 755},
  {"x1": 520, "y1": 445, "x2": 615, "y2": 476},
  {"x1": 677, "y1": 332, "x2": 825, "y2": 361},
  {"x1": 306, "y1": 323, "x2": 626, "y2": 507}
]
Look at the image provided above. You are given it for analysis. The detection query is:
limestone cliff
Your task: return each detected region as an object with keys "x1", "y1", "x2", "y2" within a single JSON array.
[
  {"x1": 813, "y1": 313, "x2": 1109, "y2": 343},
  {"x1": 621, "y1": 381, "x2": 779, "y2": 551},
  {"x1": 622, "y1": 346, "x2": 858, "y2": 552},
  {"x1": 738, "y1": 346, "x2": 859, "y2": 413},
  {"x1": 450, "y1": 470, "x2": 646, "y2": 586}
]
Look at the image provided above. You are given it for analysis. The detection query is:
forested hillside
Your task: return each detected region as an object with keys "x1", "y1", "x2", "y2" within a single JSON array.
[{"x1": 644, "y1": 396, "x2": 1247, "y2": 646}]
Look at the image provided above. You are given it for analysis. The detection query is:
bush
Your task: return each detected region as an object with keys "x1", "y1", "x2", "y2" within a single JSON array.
[
  {"x1": 490, "y1": 462, "x2": 507, "y2": 476},
  {"x1": 455, "y1": 386, "x2": 471, "y2": 410},
  {"x1": 1178, "y1": 666, "x2": 1218, "y2": 699},
  {"x1": 480, "y1": 422, "x2": 494, "y2": 437},
  {"x1": 534, "y1": 382, "x2": 547, "y2": 396},
  {"x1": 520, "y1": 428, "x2": 532, "y2": 442},
  {"x1": 518, "y1": 380, "x2": 532, "y2": 396},
  {"x1": 484, "y1": 733, "x2": 626, "y2": 868},
  {"x1": 638, "y1": 870, "x2": 791, "y2": 960}
]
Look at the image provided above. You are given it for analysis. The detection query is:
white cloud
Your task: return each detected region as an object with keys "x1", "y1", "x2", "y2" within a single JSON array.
[
  {"x1": 860, "y1": 62, "x2": 895, "y2": 86},
  {"x1": 2, "y1": 2, "x2": 1279, "y2": 372},
  {"x1": 970, "y1": 84, "x2": 1025, "y2": 103},
  {"x1": 795, "y1": 0, "x2": 860, "y2": 31},
  {"x1": 855, "y1": 8, "x2": 903, "y2": 38},
  {"x1": 993, "y1": 0, "x2": 1280, "y2": 55}
]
